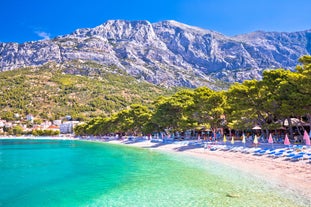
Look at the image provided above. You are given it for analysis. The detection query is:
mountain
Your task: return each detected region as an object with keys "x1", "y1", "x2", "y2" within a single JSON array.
[{"x1": 0, "y1": 20, "x2": 310, "y2": 88}]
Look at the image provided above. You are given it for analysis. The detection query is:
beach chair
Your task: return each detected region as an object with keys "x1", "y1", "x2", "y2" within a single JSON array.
[
  {"x1": 210, "y1": 146, "x2": 218, "y2": 151},
  {"x1": 267, "y1": 149, "x2": 284, "y2": 157},
  {"x1": 283, "y1": 151, "x2": 303, "y2": 160},
  {"x1": 241, "y1": 148, "x2": 250, "y2": 153},
  {"x1": 253, "y1": 149, "x2": 267, "y2": 156},
  {"x1": 267, "y1": 149, "x2": 276, "y2": 156},
  {"x1": 229, "y1": 146, "x2": 243, "y2": 152},
  {"x1": 272, "y1": 151, "x2": 285, "y2": 158},
  {"x1": 285, "y1": 153, "x2": 297, "y2": 159},
  {"x1": 243, "y1": 147, "x2": 260, "y2": 154},
  {"x1": 290, "y1": 152, "x2": 307, "y2": 161},
  {"x1": 253, "y1": 149, "x2": 263, "y2": 153},
  {"x1": 220, "y1": 145, "x2": 232, "y2": 151}
]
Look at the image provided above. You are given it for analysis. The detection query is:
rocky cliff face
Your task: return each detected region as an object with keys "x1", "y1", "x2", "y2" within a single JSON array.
[{"x1": 0, "y1": 20, "x2": 310, "y2": 88}]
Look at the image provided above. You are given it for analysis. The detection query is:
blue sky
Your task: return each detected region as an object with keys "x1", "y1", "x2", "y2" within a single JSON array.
[{"x1": 1, "y1": 0, "x2": 311, "y2": 43}]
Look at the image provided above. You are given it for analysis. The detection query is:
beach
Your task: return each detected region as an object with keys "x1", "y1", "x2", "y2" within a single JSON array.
[
  {"x1": 106, "y1": 138, "x2": 311, "y2": 203},
  {"x1": 2, "y1": 136, "x2": 311, "y2": 204},
  {"x1": 1, "y1": 136, "x2": 311, "y2": 206}
]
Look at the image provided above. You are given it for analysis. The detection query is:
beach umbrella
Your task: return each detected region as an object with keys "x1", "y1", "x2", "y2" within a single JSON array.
[
  {"x1": 253, "y1": 135, "x2": 258, "y2": 146},
  {"x1": 284, "y1": 134, "x2": 291, "y2": 146},
  {"x1": 231, "y1": 136, "x2": 235, "y2": 145},
  {"x1": 223, "y1": 135, "x2": 227, "y2": 143},
  {"x1": 242, "y1": 133, "x2": 246, "y2": 147},
  {"x1": 268, "y1": 133, "x2": 274, "y2": 148},
  {"x1": 252, "y1": 126, "x2": 261, "y2": 130}
]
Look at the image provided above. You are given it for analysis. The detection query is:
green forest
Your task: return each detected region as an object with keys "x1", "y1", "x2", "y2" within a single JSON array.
[{"x1": 75, "y1": 56, "x2": 311, "y2": 140}]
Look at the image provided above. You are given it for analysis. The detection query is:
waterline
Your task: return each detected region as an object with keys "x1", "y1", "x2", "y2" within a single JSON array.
[{"x1": 0, "y1": 139, "x2": 308, "y2": 206}]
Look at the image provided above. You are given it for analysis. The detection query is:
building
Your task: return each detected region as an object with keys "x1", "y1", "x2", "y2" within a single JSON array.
[
  {"x1": 53, "y1": 120, "x2": 62, "y2": 126},
  {"x1": 47, "y1": 125, "x2": 60, "y2": 132},
  {"x1": 41, "y1": 121, "x2": 52, "y2": 129},
  {"x1": 60, "y1": 121, "x2": 79, "y2": 134},
  {"x1": 5, "y1": 122, "x2": 12, "y2": 128},
  {"x1": 0, "y1": 120, "x2": 5, "y2": 128}
]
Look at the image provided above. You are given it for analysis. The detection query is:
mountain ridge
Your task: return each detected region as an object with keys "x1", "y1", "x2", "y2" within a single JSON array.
[{"x1": 0, "y1": 20, "x2": 310, "y2": 88}]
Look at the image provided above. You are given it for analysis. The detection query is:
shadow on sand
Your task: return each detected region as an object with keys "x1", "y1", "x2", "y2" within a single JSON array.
[
  {"x1": 122, "y1": 139, "x2": 205, "y2": 152},
  {"x1": 173, "y1": 144, "x2": 203, "y2": 152}
]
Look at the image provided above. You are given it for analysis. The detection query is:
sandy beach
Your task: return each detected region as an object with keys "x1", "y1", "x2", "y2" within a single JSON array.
[{"x1": 105, "y1": 138, "x2": 311, "y2": 203}]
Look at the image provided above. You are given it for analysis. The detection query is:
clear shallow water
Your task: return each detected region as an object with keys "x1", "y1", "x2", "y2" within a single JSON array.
[{"x1": 0, "y1": 139, "x2": 308, "y2": 207}]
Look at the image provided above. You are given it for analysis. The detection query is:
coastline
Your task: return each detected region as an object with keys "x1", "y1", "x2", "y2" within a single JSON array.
[
  {"x1": 2, "y1": 136, "x2": 311, "y2": 204},
  {"x1": 105, "y1": 139, "x2": 311, "y2": 204},
  {"x1": 0, "y1": 135, "x2": 76, "y2": 140}
]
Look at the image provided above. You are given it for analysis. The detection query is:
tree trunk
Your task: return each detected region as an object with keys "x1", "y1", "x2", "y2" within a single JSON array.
[
  {"x1": 297, "y1": 126, "x2": 303, "y2": 137},
  {"x1": 265, "y1": 128, "x2": 269, "y2": 140},
  {"x1": 287, "y1": 117, "x2": 294, "y2": 140}
]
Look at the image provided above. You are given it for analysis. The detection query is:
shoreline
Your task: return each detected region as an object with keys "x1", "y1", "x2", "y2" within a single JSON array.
[
  {"x1": 2, "y1": 137, "x2": 311, "y2": 204},
  {"x1": 105, "y1": 139, "x2": 311, "y2": 204},
  {"x1": 0, "y1": 135, "x2": 76, "y2": 140}
]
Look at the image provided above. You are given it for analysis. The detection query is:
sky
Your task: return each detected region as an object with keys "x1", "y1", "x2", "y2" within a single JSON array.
[{"x1": 1, "y1": 0, "x2": 311, "y2": 43}]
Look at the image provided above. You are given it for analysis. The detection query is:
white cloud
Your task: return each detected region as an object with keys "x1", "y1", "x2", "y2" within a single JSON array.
[{"x1": 35, "y1": 31, "x2": 51, "y2": 40}]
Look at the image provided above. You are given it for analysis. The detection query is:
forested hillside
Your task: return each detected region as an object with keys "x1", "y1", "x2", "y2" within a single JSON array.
[{"x1": 0, "y1": 62, "x2": 175, "y2": 121}]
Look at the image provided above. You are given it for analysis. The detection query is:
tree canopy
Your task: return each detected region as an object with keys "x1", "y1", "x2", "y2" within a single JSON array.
[{"x1": 75, "y1": 56, "x2": 311, "y2": 140}]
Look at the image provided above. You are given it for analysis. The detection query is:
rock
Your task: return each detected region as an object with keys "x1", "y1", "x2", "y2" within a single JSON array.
[
  {"x1": 226, "y1": 193, "x2": 240, "y2": 198},
  {"x1": 0, "y1": 20, "x2": 310, "y2": 89}
]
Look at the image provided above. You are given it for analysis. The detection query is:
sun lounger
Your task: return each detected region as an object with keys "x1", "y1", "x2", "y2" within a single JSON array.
[
  {"x1": 253, "y1": 149, "x2": 263, "y2": 154},
  {"x1": 267, "y1": 150, "x2": 276, "y2": 155},
  {"x1": 229, "y1": 146, "x2": 244, "y2": 152},
  {"x1": 241, "y1": 148, "x2": 250, "y2": 153},
  {"x1": 210, "y1": 147, "x2": 218, "y2": 151},
  {"x1": 290, "y1": 154, "x2": 304, "y2": 161},
  {"x1": 267, "y1": 149, "x2": 284, "y2": 157},
  {"x1": 272, "y1": 151, "x2": 285, "y2": 158},
  {"x1": 282, "y1": 150, "x2": 294, "y2": 156},
  {"x1": 242, "y1": 147, "x2": 261, "y2": 154},
  {"x1": 220, "y1": 145, "x2": 232, "y2": 151},
  {"x1": 284, "y1": 152, "x2": 304, "y2": 161},
  {"x1": 253, "y1": 149, "x2": 267, "y2": 156},
  {"x1": 285, "y1": 153, "x2": 297, "y2": 159},
  {"x1": 215, "y1": 145, "x2": 228, "y2": 151}
]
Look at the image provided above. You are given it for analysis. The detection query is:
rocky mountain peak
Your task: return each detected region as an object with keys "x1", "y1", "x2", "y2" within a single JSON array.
[{"x1": 0, "y1": 20, "x2": 310, "y2": 89}]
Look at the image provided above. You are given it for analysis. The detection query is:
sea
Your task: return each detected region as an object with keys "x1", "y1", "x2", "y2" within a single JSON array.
[{"x1": 0, "y1": 139, "x2": 309, "y2": 207}]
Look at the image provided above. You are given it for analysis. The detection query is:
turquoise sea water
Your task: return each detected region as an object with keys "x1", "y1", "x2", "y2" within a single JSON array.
[{"x1": 0, "y1": 139, "x2": 309, "y2": 207}]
